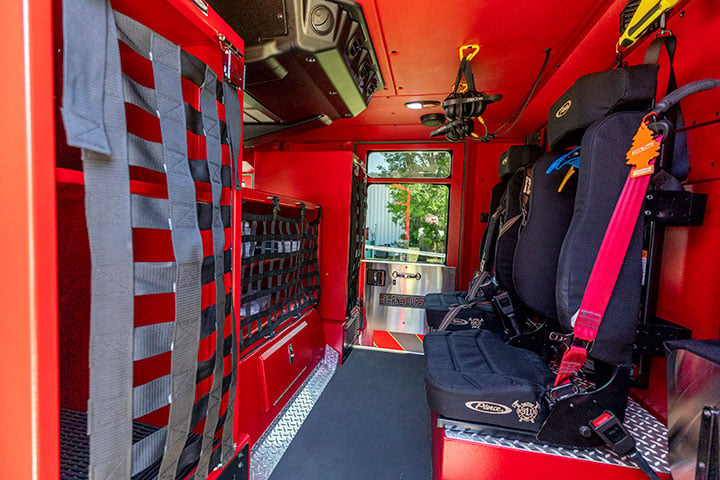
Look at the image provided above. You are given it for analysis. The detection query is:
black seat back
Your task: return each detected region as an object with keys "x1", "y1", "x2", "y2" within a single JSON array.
[
  {"x1": 512, "y1": 152, "x2": 578, "y2": 319},
  {"x1": 555, "y1": 111, "x2": 645, "y2": 365},
  {"x1": 479, "y1": 146, "x2": 542, "y2": 278}
]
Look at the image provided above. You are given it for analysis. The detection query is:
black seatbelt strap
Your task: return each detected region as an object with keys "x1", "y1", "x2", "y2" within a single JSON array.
[{"x1": 644, "y1": 34, "x2": 689, "y2": 181}]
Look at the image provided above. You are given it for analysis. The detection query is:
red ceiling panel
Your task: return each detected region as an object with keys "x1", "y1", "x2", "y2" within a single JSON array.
[{"x1": 289, "y1": 0, "x2": 619, "y2": 142}]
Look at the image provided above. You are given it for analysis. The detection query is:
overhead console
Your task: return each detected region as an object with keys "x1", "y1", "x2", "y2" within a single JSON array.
[{"x1": 207, "y1": 0, "x2": 385, "y2": 144}]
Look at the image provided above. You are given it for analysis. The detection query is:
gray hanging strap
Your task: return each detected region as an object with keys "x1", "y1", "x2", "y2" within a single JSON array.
[
  {"x1": 111, "y1": 13, "x2": 207, "y2": 479},
  {"x1": 62, "y1": 0, "x2": 134, "y2": 477},
  {"x1": 222, "y1": 80, "x2": 242, "y2": 189},
  {"x1": 195, "y1": 65, "x2": 230, "y2": 478}
]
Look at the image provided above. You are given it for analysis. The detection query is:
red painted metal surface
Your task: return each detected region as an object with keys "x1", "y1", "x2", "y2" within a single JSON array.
[
  {"x1": 282, "y1": 0, "x2": 623, "y2": 143},
  {"x1": 258, "y1": 321, "x2": 314, "y2": 412},
  {"x1": 254, "y1": 150, "x2": 358, "y2": 322},
  {"x1": 459, "y1": 141, "x2": 517, "y2": 286},
  {"x1": 436, "y1": 433, "x2": 670, "y2": 480},
  {"x1": 0, "y1": 1, "x2": 59, "y2": 479},
  {"x1": 235, "y1": 309, "x2": 325, "y2": 443}
]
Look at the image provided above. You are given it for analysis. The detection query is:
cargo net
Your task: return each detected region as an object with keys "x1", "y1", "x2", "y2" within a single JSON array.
[
  {"x1": 346, "y1": 161, "x2": 367, "y2": 317},
  {"x1": 60, "y1": 8, "x2": 241, "y2": 480},
  {"x1": 240, "y1": 199, "x2": 321, "y2": 351}
]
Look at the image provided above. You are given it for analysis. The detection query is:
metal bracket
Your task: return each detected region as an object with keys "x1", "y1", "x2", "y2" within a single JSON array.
[
  {"x1": 643, "y1": 190, "x2": 707, "y2": 226},
  {"x1": 218, "y1": 34, "x2": 244, "y2": 89},
  {"x1": 696, "y1": 406, "x2": 720, "y2": 480},
  {"x1": 633, "y1": 317, "x2": 692, "y2": 357}
]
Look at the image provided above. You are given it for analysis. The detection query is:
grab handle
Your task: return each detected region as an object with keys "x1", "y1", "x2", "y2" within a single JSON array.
[{"x1": 391, "y1": 271, "x2": 422, "y2": 280}]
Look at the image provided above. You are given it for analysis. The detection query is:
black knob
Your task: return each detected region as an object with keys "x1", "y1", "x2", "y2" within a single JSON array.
[{"x1": 310, "y1": 6, "x2": 334, "y2": 35}]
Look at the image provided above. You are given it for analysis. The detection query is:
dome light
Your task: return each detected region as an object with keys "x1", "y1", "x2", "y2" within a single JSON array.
[{"x1": 405, "y1": 100, "x2": 441, "y2": 110}]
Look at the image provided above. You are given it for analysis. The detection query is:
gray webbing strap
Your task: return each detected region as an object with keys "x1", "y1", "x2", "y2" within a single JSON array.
[
  {"x1": 123, "y1": 74, "x2": 158, "y2": 114},
  {"x1": 479, "y1": 207, "x2": 502, "y2": 273},
  {"x1": 220, "y1": 321, "x2": 237, "y2": 465},
  {"x1": 131, "y1": 195, "x2": 171, "y2": 230},
  {"x1": 63, "y1": 0, "x2": 134, "y2": 477},
  {"x1": 115, "y1": 11, "x2": 152, "y2": 59},
  {"x1": 219, "y1": 81, "x2": 238, "y2": 463},
  {"x1": 466, "y1": 270, "x2": 490, "y2": 302},
  {"x1": 195, "y1": 65, "x2": 229, "y2": 477},
  {"x1": 150, "y1": 31, "x2": 206, "y2": 480},
  {"x1": 132, "y1": 427, "x2": 167, "y2": 475},
  {"x1": 128, "y1": 133, "x2": 165, "y2": 172},
  {"x1": 134, "y1": 323, "x2": 174, "y2": 360},
  {"x1": 437, "y1": 303, "x2": 466, "y2": 331},
  {"x1": 133, "y1": 375, "x2": 171, "y2": 418},
  {"x1": 134, "y1": 262, "x2": 177, "y2": 296},
  {"x1": 222, "y1": 81, "x2": 242, "y2": 189}
]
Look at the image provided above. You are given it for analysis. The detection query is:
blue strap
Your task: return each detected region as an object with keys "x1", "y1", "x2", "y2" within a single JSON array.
[{"x1": 546, "y1": 147, "x2": 581, "y2": 174}]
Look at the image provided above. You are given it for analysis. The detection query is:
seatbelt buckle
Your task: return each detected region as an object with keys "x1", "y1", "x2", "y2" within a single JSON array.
[
  {"x1": 589, "y1": 411, "x2": 636, "y2": 456},
  {"x1": 591, "y1": 411, "x2": 662, "y2": 480},
  {"x1": 491, "y1": 291, "x2": 514, "y2": 317},
  {"x1": 548, "y1": 381, "x2": 578, "y2": 402}
]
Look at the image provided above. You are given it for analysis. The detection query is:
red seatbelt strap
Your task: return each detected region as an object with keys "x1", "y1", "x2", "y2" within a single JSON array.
[{"x1": 554, "y1": 114, "x2": 661, "y2": 387}]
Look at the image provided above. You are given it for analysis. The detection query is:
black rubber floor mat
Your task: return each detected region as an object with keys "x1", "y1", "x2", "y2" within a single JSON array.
[{"x1": 268, "y1": 349, "x2": 431, "y2": 480}]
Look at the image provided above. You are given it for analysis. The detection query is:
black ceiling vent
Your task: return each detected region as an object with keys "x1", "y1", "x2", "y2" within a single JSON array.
[{"x1": 207, "y1": 0, "x2": 385, "y2": 145}]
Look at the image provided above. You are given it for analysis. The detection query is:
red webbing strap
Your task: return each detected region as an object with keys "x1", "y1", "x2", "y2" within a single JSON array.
[{"x1": 554, "y1": 170, "x2": 652, "y2": 386}]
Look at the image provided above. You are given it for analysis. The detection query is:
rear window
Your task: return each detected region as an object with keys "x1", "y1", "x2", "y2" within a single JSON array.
[
  {"x1": 367, "y1": 150, "x2": 452, "y2": 179},
  {"x1": 365, "y1": 183, "x2": 449, "y2": 264}
]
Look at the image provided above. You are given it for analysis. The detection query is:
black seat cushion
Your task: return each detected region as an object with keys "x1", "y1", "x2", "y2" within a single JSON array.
[
  {"x1": 424, "y1": 292, "x2": 503, "y2": 333},
  {"x1": 424, "y1": 330, "x2": 554, "y2": 432}
]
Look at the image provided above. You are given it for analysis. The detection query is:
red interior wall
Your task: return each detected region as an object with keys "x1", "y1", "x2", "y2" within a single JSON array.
[
  {"x1": 253, "y1": 150, "x2": 354, "y2": 324},
  {"x1": 623, "y1": 0, "x2": 720, "y2": 418},
  {"x1": 459, "y1": 141, "x2": 518, "y2": 287}
]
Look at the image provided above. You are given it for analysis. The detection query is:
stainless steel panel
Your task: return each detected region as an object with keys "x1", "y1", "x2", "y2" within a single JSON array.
[
  {"x1": 361, "y1": 260, "x2": 455, "y2": 343},
  {"x1": 668, "y1": 348, "x2": 720, "y2": 480}
]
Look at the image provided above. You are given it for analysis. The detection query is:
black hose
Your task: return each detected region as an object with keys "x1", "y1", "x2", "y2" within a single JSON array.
[{"x1": 655, "y1": 79, "x2": 720, "y2": 115}]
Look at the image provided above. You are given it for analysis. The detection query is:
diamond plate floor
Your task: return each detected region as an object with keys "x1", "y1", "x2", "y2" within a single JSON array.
[
  {"x1": 442, "y1": 398, "x2": 670, "y2": 474},
  {"x1": 249, "y1": 346, "x2": 339, "y2": 480}
]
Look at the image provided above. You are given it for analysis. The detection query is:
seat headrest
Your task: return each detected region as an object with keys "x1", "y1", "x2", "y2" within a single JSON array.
[
  {"x1": 498, "y1": 145, "x2": 543, "y2": 180},
  {"x1": 547, "y1": 64, "x2": 658, "y2": 150}
]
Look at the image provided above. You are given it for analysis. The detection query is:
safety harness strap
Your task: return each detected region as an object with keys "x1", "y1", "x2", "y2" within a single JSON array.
[{"x1": 63, "y1": 0, "x2": 135, "y2": 477}]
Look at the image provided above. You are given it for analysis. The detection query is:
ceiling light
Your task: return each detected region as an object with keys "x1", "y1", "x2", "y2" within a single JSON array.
[
  {"x1": 420, "y1": 113, "x2": 446, "y2": 127},
  {"x1": 405, "y1": 100, "x2": 441, "y2": 110}
]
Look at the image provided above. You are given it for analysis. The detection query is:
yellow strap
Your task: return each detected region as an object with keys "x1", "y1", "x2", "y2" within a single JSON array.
[
  {"x1": 459, "y1": 44, "x2": 480, "y2": 62},
  {"x1": 558, "y1": 167, "x2": 576, "y2": 193}
]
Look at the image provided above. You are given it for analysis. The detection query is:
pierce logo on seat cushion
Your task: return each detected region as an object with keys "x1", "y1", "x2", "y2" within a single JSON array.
[
  {"x1": 555, "y1": 100, "x2": 572, "y2": 118},
  {"x1": 465, "y1": 401, "x2": 512, "y2": 414}
]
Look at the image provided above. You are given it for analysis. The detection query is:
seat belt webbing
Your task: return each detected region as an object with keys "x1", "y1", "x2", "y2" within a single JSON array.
[{"x1": 554, "y1": 151, "x2": 653, "y2": 386}]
